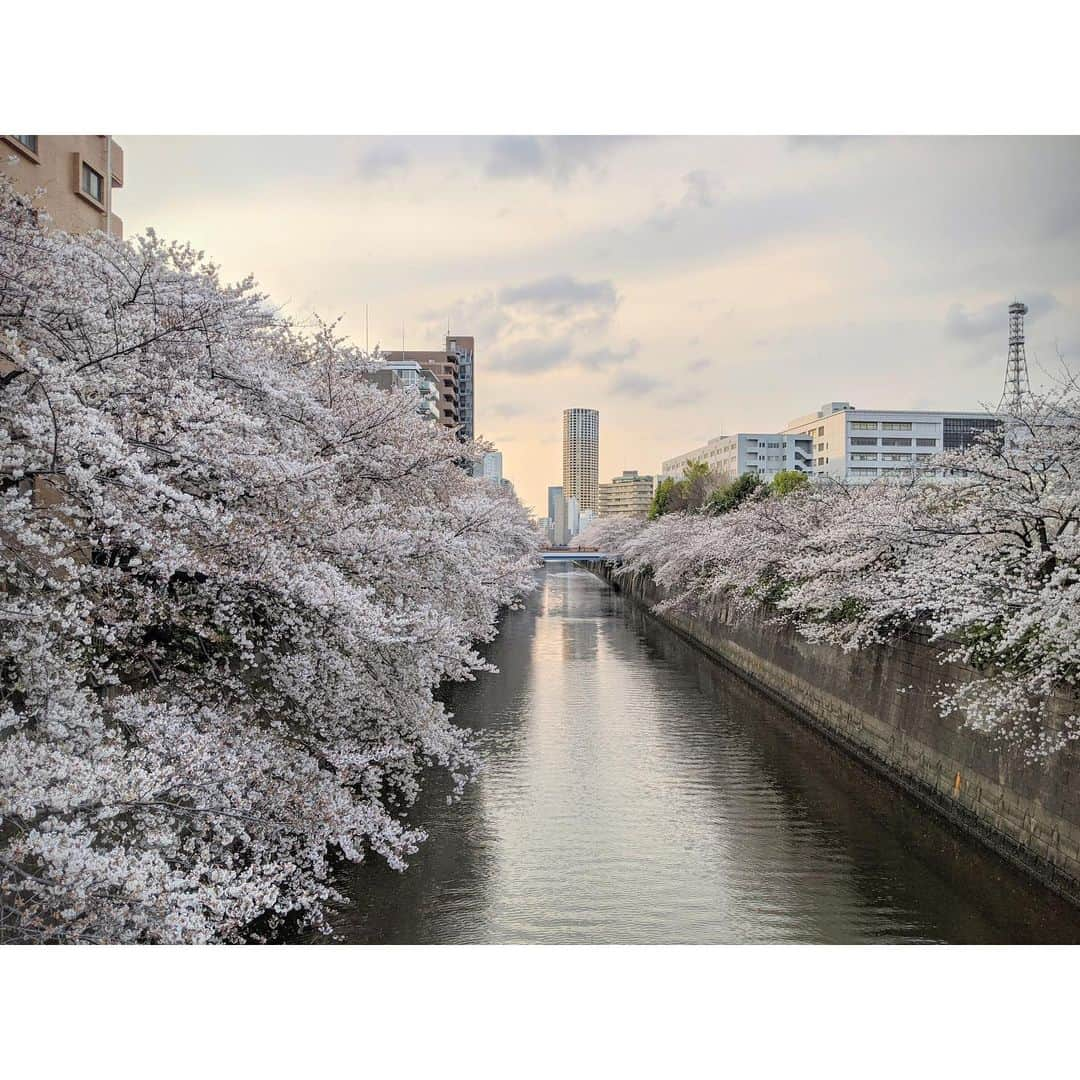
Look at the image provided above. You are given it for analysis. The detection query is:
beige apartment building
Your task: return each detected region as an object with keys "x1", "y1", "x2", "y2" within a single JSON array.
[
  {"x1": 384, "y1": 342, "x2": 460, "y2": 432},
  {"x1": 2, "y1": 135, "x2": 123, "y2": 237},
  {"x1": 598, "y1": 470, "x2": 654, "y2": 517}
]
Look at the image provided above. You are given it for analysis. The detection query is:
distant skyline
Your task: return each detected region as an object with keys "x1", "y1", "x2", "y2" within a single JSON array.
[{"x1": 116, "y1": 135, "x2": 1080, "y2": 513}]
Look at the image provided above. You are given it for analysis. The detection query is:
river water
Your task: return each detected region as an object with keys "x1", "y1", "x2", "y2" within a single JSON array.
[{"x1": 319, "y1": 566, "x2": 1080, "y2": 944}]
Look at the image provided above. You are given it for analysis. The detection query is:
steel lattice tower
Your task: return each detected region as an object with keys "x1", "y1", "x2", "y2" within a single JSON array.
[{"x1": 1000, "y1": 300, "x2": 1030, "y2": 414}]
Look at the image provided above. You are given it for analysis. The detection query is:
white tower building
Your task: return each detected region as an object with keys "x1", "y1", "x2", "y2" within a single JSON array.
[{"x1": 562, "y1": 408, "x2": 599, "y2": 514}]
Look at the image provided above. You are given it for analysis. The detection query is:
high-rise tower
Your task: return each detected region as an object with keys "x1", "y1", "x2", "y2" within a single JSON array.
[
  {"x1": 562, "y1": 408, "x2": 599, "y2": 514},
  {"x1": 1000, "y1": 301, "x2": 1030, "y2": 414}
]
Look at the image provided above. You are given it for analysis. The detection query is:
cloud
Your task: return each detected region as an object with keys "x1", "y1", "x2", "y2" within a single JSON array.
[
  {"x1": 578, "y1": 340, "x2": 640, "y2": 371},
  {"x1": 686, "y1": 356, "x2": 711, "y2": 372},
  {"x1": 786, "y1": 135, "x2": 863, "y2": 154},
  {"x1": 437, "y1": 274, "x2": 622, "y2": 378},
  {"x1": 945, "y1": 293, "x2": 1059, "y2": 341},
  {"x1": 499, "y1": 274, "x2": 617, "y2": 318},
  {"x1": 648, "y1": 169, "x2": 722, "y2": 230},
  {"x1": 485, "y1": 136, "x2": 636, "y2": 184},
  {"x1": 357, "y1": 142, "x2": 411, "y2": 179},
  {"x1": 488, "y1": 401, "x2": 531, "y2": 418},
  {"x1": 682, "y1": 169, "x2": 716, "y2": 209},
  {"x1": 488, "y1": 337, "x2": 571, "y2": 374},
  {"x1": 610, "y1": 370, "x2": 663, "y2": 398}
]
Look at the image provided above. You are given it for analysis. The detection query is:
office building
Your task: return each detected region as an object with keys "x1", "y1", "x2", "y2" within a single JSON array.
[
  {"x1": 548, "y1": 486, "x2": 569, "y2": 546},
  {"x1": 661, "y1": 434, "x2": 813, "y2": 483},
  {"x1": 475, "y1": 450, "x2": 503, "y2": 484},
  {"x1": 780, "y1": 402, "x2": 999, "y2": 482},
  {"x1": 566, "y1": 495, "x2": 580, "y2": 540},
  {"x1": 3, "y1": 135, "x2": 123, "y2": 237},
  {"x1": 562, "y1": 408, "x2": 599, "y2": 514},
  {"x1": 598, "y1": 470, "x2": 655, "y2": 516}
]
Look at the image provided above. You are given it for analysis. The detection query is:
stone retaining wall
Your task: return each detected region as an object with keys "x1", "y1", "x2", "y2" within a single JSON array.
[{"x1": 600, "y1": 564, "x2": 1080, "y2": 907}]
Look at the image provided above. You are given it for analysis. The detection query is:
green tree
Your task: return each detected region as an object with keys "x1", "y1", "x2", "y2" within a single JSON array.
[
  {"x1": 771, "y1": 469, "x2": 809, "y2": 496},
  {"x1": 679, "y1": 460, "x2": 714, "y2": 510},
  {"x1": 707, "y1": 472, "x2": 763, "y2": 514},
  {"x1": 649, "y1": 477, "x2": 677, "y2": 519}
]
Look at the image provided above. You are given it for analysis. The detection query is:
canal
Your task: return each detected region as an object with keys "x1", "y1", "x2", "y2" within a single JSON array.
[{"x1": 317, "y1": 566, "x2": 1080, "y2": 943}]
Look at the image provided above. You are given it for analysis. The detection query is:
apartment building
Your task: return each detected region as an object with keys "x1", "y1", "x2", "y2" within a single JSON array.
[
  {"x1": 385, "y1": 348, "x2": 458, "y2": 431},
  {"x1": 598, "y1": 470, "x2": 655, "y2": 516},
  {"x1": 385, "y1": 334, "x2": 474, "y2": 437},
  {"x1": 780, "y1": 401, "x2": 999, "y2": 482},
  {"x1": 562, "y1": 408, "x2": 599, "y2": 514},
  {"x1": 3, "y1": 135, "x2": 123, "y2": 237},
  {"x1": 447, "y1": 336, "x2": 475, "y2": 441},
  {"x1": 386, "y1": 360, "x2": 441, "y2": 422},
  {"x1": 661, "y1": 433, "x2": 812, "y2": 483}
]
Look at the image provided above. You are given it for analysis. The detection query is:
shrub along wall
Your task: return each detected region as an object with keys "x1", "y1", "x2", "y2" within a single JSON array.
[{"x1": 601, "y1": 565, "x2": 1080, "y2": 907}]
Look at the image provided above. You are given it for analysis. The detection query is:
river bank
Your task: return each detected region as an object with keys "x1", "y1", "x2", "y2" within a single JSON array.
[{"x1": 596, "y1": 562, "x2": 1080, "y2": 909}]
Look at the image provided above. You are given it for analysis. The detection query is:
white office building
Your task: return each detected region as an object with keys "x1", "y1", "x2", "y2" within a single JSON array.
[
  {"x1": 780, "y1": 402, "x2": 999, "y2": 483},
  {"x1": 661, "y1": 433, "x2": 813, "y2": 483},
  {"x1": 566, "y1": 495, "x2": 580, "y2": 539},
  {"x1": 475, "y1": 450, "x2": 503, "y2": 485}
]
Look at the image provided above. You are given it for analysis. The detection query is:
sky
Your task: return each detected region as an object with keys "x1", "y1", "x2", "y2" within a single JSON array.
[{"x1": 116, "y1": 136, "x2": 1080, "y2": 514}]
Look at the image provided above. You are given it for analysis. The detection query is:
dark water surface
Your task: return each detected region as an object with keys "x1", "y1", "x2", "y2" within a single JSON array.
[{"x1": 318, "y1": 567, "x2": 1080, "y2": 943}]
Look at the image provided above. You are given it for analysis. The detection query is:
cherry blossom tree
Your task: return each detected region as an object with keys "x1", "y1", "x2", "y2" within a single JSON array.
[
  {"x1": 0, "y1": 180, "x2": 538, "y2": 942},
  {"x1": 570, "y1": 514, "x2": 648, "y2": 553},
  {"x1": 615, "y1": 394, "x2": 1080, "y2": 758}
]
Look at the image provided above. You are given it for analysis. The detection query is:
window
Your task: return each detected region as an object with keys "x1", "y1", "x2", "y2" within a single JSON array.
[
  {"x1": 850, "y1": 437, "x2": 878, "y2": 446},
  {"x1": 943, "y1": 417, "x2": 1000, "y2": 451},
  {"x1": 81, "y1": 161, "x2": 105, "y2": 203},
  {"x1": 14, "y1": 135, "x2": 38, "y2": 153},
  {"x1": 851, "y1": 421, "x2": 878, "y2": 430},
  {"x1": 850, "y1": 453, "x2": 878, "y2": 462},
  {"x1": 850, "y1": 466, "x2": 878, "y2": 474},
  {"x1": 882, "y1": 453, "x2": 913, "y2": 461},
  {"x1": 915, "y1": 438, "x2": 937, "y2": 447},
  {"x1": 881, "y1": 437, "x2": 912, "y2": 447},
  {"x1": 881, "y1": 421, "x2": 913, "y2": 431},
  {"x1": 818, "y1": 426, "x2": 825, "y2": 436}
]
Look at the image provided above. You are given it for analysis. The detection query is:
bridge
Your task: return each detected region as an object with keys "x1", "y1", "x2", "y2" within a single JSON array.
[{"x1": 538, "y1": 549, "x2": 619, "y2": 563}]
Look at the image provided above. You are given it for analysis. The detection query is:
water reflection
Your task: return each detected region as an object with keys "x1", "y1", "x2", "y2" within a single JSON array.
[{"x1": 315, "y1": 567, "x2": 1080, "y2": 944}]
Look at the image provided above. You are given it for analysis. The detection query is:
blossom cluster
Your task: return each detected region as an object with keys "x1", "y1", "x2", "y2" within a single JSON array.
[
  {"x1": 599, "y1": 398, "x2": 1080, "y2": 759},
  {"x1": 0, "y1": 182, "x2": 538, "y2": 942}
]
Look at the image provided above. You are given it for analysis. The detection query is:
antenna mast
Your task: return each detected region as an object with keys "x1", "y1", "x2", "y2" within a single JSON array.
[{"x1": 1000, "y1": 300, "x2": 1030, "y2": 414}]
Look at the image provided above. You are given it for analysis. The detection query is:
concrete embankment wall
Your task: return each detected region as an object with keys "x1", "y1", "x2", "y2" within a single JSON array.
[{"x1": 598, "y1": 564, "x2": 1080, "y2": 906}]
